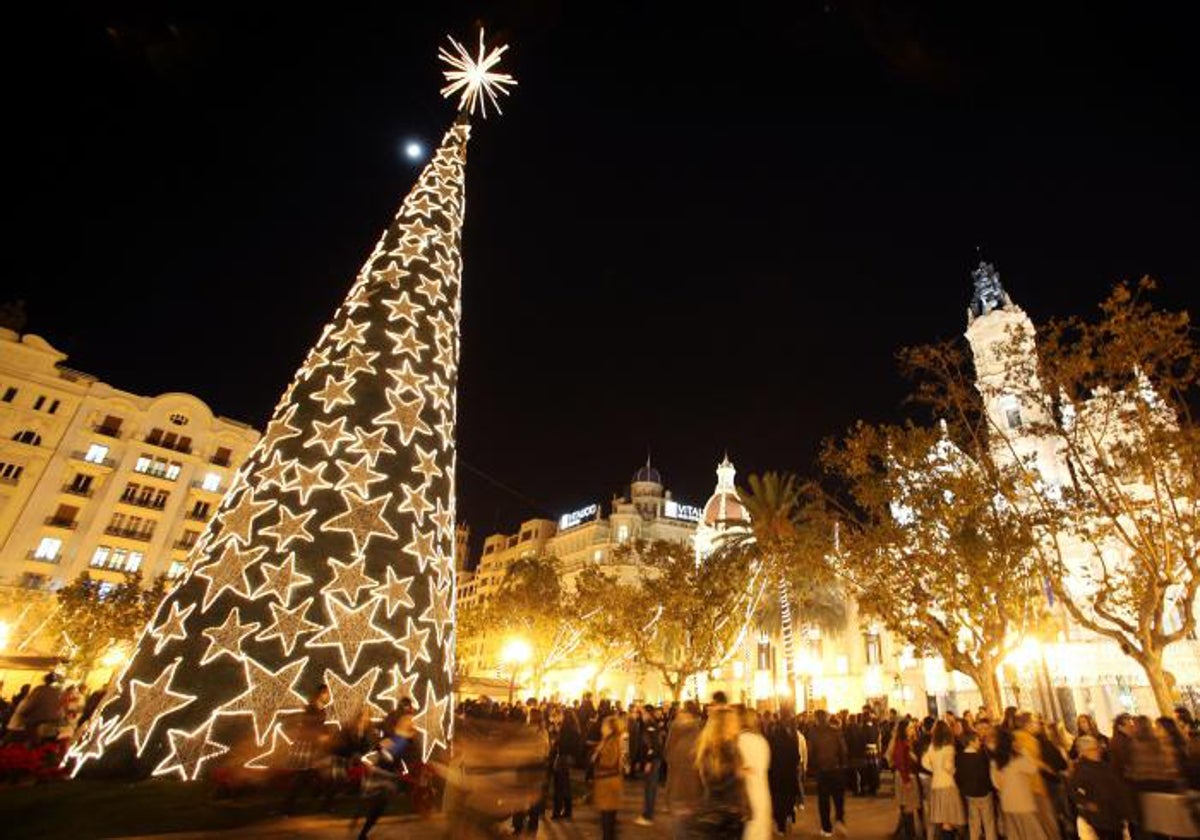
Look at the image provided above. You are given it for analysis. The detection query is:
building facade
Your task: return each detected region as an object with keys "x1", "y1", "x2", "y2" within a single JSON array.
[{"x1": 0, "y1": 329, "x2": 260, "y2": 597}]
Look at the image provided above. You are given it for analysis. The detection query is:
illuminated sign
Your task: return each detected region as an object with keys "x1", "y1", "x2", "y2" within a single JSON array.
[
  {"x1": 559, "y1": 504, "x2": 598, "y2": 531},
  {"x1": 664, "y1": 500, "x2": 702, "y2": 522}
]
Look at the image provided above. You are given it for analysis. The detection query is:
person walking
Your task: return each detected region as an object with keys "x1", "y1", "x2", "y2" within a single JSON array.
[
  {"x1": 355, "y1": 710, "x2": 417, "y2": 839},
  {"x1": 739, "y1": 707, "x2": 772, "y2": 840},
  {"x1": 891, "y1": 721, "x2": 922, "y2": 840},
  {"x1": 922, "y1": 720, "x2": 966, "y2": 840},
  {"x1": 634, "y1": 705, "x2": 665, "y2": 826},
  {"x1": 768, "y1": 711, "x2": 801, "y2": 835},
  {"x1": 956, "y1": 729, "x2": 997, "y2": 840},
  {"x1": 551, "y1": 707, "x2": 582, "y2": 820},
  {"x1": 991, "y1": 727, "x2": 1050, "y2": 840},
  {"x1": 593, "y1": 715, "x2": 624, "y2": 840},
  {"x1": 809, "y1": 709, "x2": 848, "y2": 837},
  {"x1": 1067, "y1": 735, "x2": 1135, "y2": 840},
  {"x1": 665, "y1": 701, "x2": 704, "y2": 839},
  {"x1": 692, "y1": 707, "x2": 745, "y2": 838}
]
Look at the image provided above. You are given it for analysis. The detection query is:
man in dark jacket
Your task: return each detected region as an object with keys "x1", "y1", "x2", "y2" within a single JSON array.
[
  {"x1": 955, "y1": 730, "x2": 996, "y2": 840},
  {"x1": 809, "y1": 709, "x2": 849, "y2": 837},
  {"x1": 1070, "y1": 735, "x2": 1136, "y2": 840}
]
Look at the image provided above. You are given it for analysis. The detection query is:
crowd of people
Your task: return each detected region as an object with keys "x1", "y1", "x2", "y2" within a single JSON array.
[
  {"x1": 4, "y1": 672, "x2": 1200, "y2": 840},
  {"x1": 0, "y1": 673, "x2": 101, "y2": 749}
]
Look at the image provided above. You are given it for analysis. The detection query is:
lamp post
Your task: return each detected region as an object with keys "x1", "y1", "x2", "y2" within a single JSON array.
[{"x1": 501, "y1": 638, "x2": 532, "y2": 705}]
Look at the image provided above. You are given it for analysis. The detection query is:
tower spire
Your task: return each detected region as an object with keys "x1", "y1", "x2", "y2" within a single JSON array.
[{"x1": 967, "y1": 258, "x2": 1013, "y2": 323}]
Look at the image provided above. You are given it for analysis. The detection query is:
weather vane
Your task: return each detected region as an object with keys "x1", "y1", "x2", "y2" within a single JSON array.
[{"x1": 439, "y1": 30, "x2": 517, "y2": 118}]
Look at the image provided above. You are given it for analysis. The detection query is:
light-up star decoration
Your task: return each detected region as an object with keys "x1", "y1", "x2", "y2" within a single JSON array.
[
  {"x1": 439, "y1": 30, "x2": 517, "y2": 117},
  {"x1": 75, "y1": 31, "x2": 515, "y2": 779}
]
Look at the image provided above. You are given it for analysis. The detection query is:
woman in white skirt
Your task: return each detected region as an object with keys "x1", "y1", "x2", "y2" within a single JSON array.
[
  {"x1": 990, "y1": 728, "x2": 1050, "y2": 840},
  {"x1": 921, "y1": 720, "x2": 965, "y2": 840}
]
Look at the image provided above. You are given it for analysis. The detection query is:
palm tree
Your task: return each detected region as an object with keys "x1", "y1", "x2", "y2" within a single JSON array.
[{"x1": 723, "y1": 472, "x2": 839, "y2": 706}]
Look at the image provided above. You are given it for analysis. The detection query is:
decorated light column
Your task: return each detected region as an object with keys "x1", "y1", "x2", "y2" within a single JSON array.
[{"x1": 73, "y1": 32, "x2": 515, "y2": 779}]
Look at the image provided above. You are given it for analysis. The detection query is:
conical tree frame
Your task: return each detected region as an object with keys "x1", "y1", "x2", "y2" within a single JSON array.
[{"x1": 75, "y1": 115, "x2": 471, "y2": 780}]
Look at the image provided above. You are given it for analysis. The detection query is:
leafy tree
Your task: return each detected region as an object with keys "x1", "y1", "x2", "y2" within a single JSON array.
[
  {"x1": 571, "y1": 566, "x2": 641, "y2": 693},
  {"x1": 903, "y1": 279, "x2": 1199, "y2": 714},
  {"x1": 472, "y1": 556, "x2": 578, "y2": 696},
  {"x1": 822, "y1": 421, "x2": 1043, "y2": 715},
  {"x1": 54, "y1": 572, "x2": 166, "y2": 683},
  {"x1": 615, "y1": 540, "x2": 754, "y2": 701}
]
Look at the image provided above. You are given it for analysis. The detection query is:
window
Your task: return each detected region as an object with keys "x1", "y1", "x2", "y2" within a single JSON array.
[
  {"x1": 20, "y1": 572, "x2": 47, "y2": 590},
  {"x1": 0, "y1": 462, "x2": 23, "y2": 483},
  {"x1": 162, "y1": 431, "x2": 178, "y2": 450},
  {"x1": 167, "y1": 561, "x2": 187, "y2": 579},
  {"x1": 134, "y1": 455, "x2": 153, "y2": 474},
  {"x1": 166, "y1": 462, "x2": 182, "y2": 480},
  {"x1": 1, "y1": 387, "x2": 15, "y2": 403},
  {"x1": 111, "y1": 548, "x2": 128, "y2": 569},
  {"x1": 617, "y1": 524, "x2": 630, "y2": 544},
  {"x1": 126, "y1": 551, "x2": 143, "y2": 572},
  {"x1": 91, "y1": 546, "x2": 111, "y2": 568},
  {"x1": 178, "y1": 437, "x2": 192, "y2": 454},
  {"x1": 169, "y1": 413, "x2": 189, "y2": 426},
  {"x1": 191, "y1": 501, "x2": 211, "y2": 519},
  {"x1": 48, "y1": 399, "x2": 60, "y2": 415},
  {"x1": 50, "y1": 503, "x2": 78, "y2": 526},
  {"x1": 13, "y1": 430, "x2": 42, "y2": 446},
  {"x1": 201, "y1": 472, "x2": 221, "y2": 492},
  {"x1": 85, "y1": 444, "x2": 110, "y2": 464},
  {"x1": 34, "y1": 537, "x2": 62, "y2": 560},
  {"x1": 1006, "y1": 408, "x2": 1023, "y2": 429},
  {"x1": 68, "y1": 473, "x2": 92, "y2": 494},
  {"x1": 33, "y1": 395, "x2": 45, "y2": 411},
  {"x1": 97, "y1": 415, "x2": 123, "y2": 436},
  {"x1": 865, "y1": 632, "x2": 883, "y2": 666},
  {"x1": 146, "y1": 428, "x2": 163, "y2": 445},
  {"x1": 212, "y1": 446, "x2": 232, "y2": 467}
]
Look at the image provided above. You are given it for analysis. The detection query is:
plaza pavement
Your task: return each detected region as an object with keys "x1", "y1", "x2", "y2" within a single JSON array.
[{"x1": 124, "y1": 777, "x2": 899, "y2": 839}]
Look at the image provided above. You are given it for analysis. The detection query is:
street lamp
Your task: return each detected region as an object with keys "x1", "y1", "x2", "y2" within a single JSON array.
[{"x1": 501, "y1": 637, "x2": 532, "y2": 704}]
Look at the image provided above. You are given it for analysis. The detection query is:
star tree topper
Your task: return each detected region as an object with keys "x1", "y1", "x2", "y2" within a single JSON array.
[{"x1": 439, "y1": 30, "x2": 517, "y2": 117}]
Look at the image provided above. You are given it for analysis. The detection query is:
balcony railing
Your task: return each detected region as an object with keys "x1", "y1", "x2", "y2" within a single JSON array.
[
  {"x1": 61, "y1": 484, "x2": 94, "y2": 498},
  {"x1": 26, "y1": 550, "x2": 60, "y2": 564},
  {"x1": 210, "y1": 455, "x2": 231, "y2": 467},
  {"x1": 190, "y1": 480, "x2": 221, "y2": 493},
  {"x1": 173, "y1": 539, "x2": 198, "y2": 551},
  {"x1": 92, "y1": 424, "x2": 122, "y2": 438},
  {"x1": 44, "y1": 517, "x2": 78, "y2": 530},
  {"x1": 0, "y1": 475, "x2": 19, "y2": 487},
  {"x1": 132, "y1": 467, "x2": 178, "y2": 483},
  {"x1": 118, "y1": 494, "x2": 167, "y2": 511},
  {"x1": 185, "y1": 510, "x2": 211, "y2": 522},
  {"x1": 104, "y1": 526, "x2": 154, "y2": 542},
  {"x1": 71, "y1": 451, "x2": 115, "y2": 468}
]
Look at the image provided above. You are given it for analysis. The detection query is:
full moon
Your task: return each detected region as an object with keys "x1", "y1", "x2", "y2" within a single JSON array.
[{"x1": 404, "y1": 140, "x2": 425, "y2": 162}]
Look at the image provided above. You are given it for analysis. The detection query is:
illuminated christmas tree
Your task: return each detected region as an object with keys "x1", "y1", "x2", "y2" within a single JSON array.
[{"x1": 73, "y1": 32, "x2": 515, "y2": 779}]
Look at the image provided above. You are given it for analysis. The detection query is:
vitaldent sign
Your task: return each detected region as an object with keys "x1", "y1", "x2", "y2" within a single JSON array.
[
  {"x1": 559, "y1": 504, "x2": 599, "y2": 531},
  {"x1": 664, "y1": 500, "x2": 702, "y2": 522}
]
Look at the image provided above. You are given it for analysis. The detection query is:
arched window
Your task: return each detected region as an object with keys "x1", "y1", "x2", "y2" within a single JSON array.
[{"x1": 12, "y1": 430, "x2": 42, "y2": 446}]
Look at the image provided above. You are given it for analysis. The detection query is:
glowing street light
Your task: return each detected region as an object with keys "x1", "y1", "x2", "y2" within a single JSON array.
[{"x1": 501, "y1": 637, "x2": 532, "y2": 704}]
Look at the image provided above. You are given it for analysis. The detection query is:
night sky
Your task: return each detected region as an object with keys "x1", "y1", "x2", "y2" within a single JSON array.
[{"x1": 11, "y1": 2, "x2": 1197, "y2": 558}]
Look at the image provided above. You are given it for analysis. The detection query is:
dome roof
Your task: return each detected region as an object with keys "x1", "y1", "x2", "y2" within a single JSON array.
[
  {"x1": 703, "y1": 490, "x2": 746, "y2": 528},
  {"x1": 632, "y1": 463, "x2": 662, "y2": 485}
]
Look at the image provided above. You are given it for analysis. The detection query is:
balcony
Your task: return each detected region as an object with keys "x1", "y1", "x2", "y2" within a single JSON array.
[
  {"x1": 62, "y1": 484, "x2": 94, "y2": 498},
  {"x1": 210, "y1": 454, "x2": 232, "y2": 467},
  {"x1": 118, "y1": 494, "x2": 167, "y2": 511},
  {"x1": 0, "y1": 475, "x2": 19, "y2": 487},
  {"x1": 173, "y1": 539, "x2": 198, "y2": 551},
  {"x1": 185, "y1": 510, "x2": 211, "y2": 523},
  {"x1": 144, "y1": 436, "x2": 193, "y2": 455},
  {"x1": 104, "y1": 526, "x2": 154, "y2": 542},
  {"x1": 190, "y1": 480, "x2": 222, "y2": 494},
  {"x1": 25, "y1": 550, "x2": 60, "y2": 565},
  {"x1": 44, "y1": 516, "x2": 78, "y2": 530},
  {"x1": 92, "y1": 424, "x2": 122, "y2": 439},
  {"x1": 71, "y1": 451, "x2": 115, "y2": 468}
]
